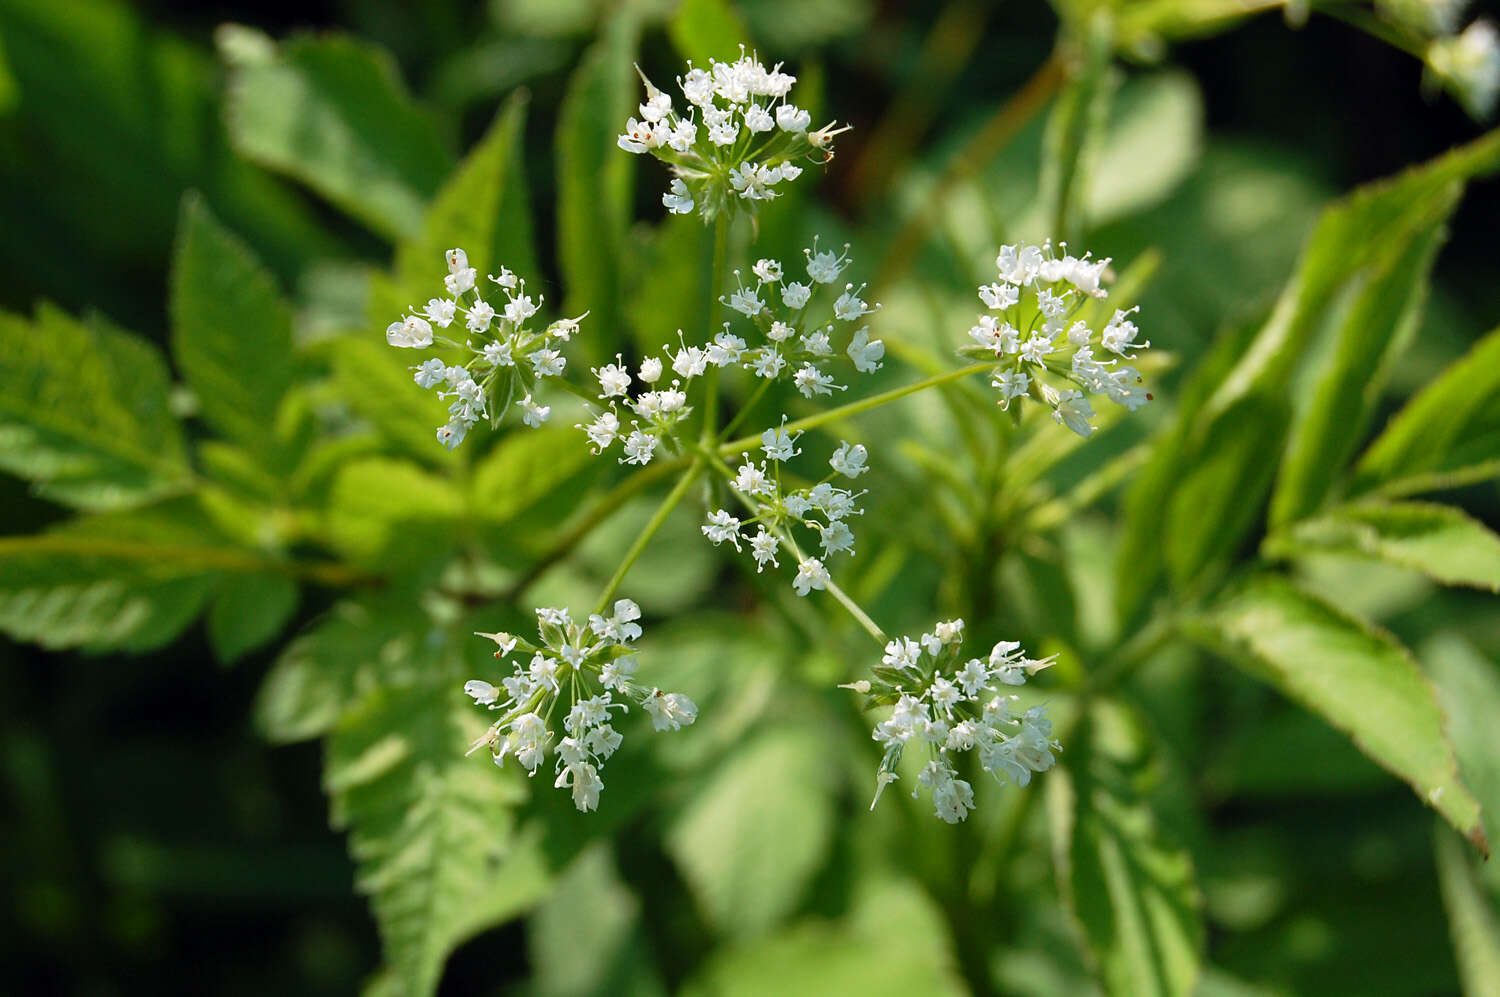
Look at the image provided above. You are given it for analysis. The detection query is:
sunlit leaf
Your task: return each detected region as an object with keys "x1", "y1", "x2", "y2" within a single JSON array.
[
  {"x1": 1048, "y1": 701, "x2": 1204, "y2": 997},
  {"x1": 221, "y1": 29, "x2": 451, "y2": 239},
  {"x1": 1266, "y1": 501, "x2": 1500, "y2": 593},
  {"x1": 1193, "y1": 575, "x2": 1487, "y2": 852}
]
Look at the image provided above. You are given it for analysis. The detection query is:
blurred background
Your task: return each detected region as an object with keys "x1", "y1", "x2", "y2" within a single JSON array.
[{"x1": 2, "y1": 0, "x2": 1498, "y2": 994}]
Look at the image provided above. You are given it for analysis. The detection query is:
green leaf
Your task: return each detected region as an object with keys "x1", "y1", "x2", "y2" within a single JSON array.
[
  {"x1": 527, "y1": 844, "x2": 666, "y2": 997},
  {"x1": 471, "y1": 424, "x2": 603, "y2": 563},
  {"x1": 666, "y1": 725, "x2": 835, "y2": 937},
  {"x1": 371, "y1": 92, "x2": 541, "y2": 320},
  {"x1": 1266, "y1": 501, "x2": 1500, "y2": 593},
  {"x1": 1269, "y1": 210, "x2": 1453, "y2": 525},
  {"x1": 1163, "y1": 391, "x2": 1288, "y2": 590},
  {"x1": 0, "y1": 304, "x2": 189, "y2": 510},
  {"x1": 1352, "y1": 322, "x2": 1500, "y2": 497},
  {"x1": 207, "y1": 573, "x2": 299, "y2": 665},
  {"x1": 1038, "y1": 17, "x2": 1115, "y2": 242},
  {"x1": 170, "y1": 195, "x2": 295, "y2": 459},
  {"x1": 556, "y1": 11, "x2": 638, "y2": 365},
  {"x1": 1085, "y1": 71, "x2": 1203, "y2": 224},
  {"x1": 327, "y1": 671, "x2": 550, "y2": 996},
  {"x1": 1425, "y1": 635, "x2": 1500, "y2": 870},
  {"x1": 1193, "y1": 575, "x2": 1487, "y2": 852},
  {"x1": 0, "y1": 502, "x2": 235, "y2": 652},
  {"x1": 255, "y1": 594, "x2": 426, "y2": 744},
  {"x1": 326, "y1": 457, "x2": 466, "y2": 571},
  {"x1": 1116, "y1": 129, "x2": 1500, "y2": 621},
  {"x1": 0, "y1": 29, "x2": 17, "y2": 114},
  {"x1": 679, "y1": 877, "x2": 964, "y2": 997},
  {"x1": 326, "y1": 337, "x2": 455, "y2": 467},
  {"x1": 1435, "y1": 824, "x2": 1500, "y2": 997},
  {"x1": 669, "y1": 0, "x2": 750, "y2": 64},
  {"x1": 221, "y1": 30, "x2": 451, "y2": 240},
  {"x1": 1047, "y1": 702, "x2": 1204, "y2": 997}
]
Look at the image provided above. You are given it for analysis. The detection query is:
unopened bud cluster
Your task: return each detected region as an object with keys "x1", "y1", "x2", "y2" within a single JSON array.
[
  {"x1": 618, "y1": 47, "x2": 849, "y2": 219},
  {"x1": 464, "y1": 600, "x2": 696, "y2": 812},
  {"x1": 387, "y1": 248, "x2": 584, "y2": 449},
  {"x1": 702, "y1": 424, "x2": 869, "y2": 598},
  {"x1": 963, "y1": 242, "x2": 1151, "y2": 438},
  {"x1": 843, "y1": 620, "x2": 1061, "y2": 823}
]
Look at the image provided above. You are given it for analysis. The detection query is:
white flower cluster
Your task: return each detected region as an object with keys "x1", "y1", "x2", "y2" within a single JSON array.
[
  {"x1": 702, "y1": 422, "x2": 868, "y2": 598},
  {"x1": 617, "y1": 47, "x2": 849, "y2": 219},
  {"x1": 575, "y1": 334, "x2": 716, "y2": 466},
  {"x1": 464, "y1": 600, "x2": 697, "y2": 812},
  {"x1": 1427, "y1": 19, "x2": 1500, "y2": 119},
  {"x1": 718, "y1": 241, "x2": 885, "y2": 397},
  {"x1": 842, "y1": 620, "x2": 1060, "y2": 823},
  {"x1": 963, "y1": 242, "x2": 1150, "y2": 438},
  {"x1": 387, "y1": 248, "x2": 584, "y2": 449}
]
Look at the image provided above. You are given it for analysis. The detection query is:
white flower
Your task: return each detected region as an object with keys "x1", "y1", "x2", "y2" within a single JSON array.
[
  {"x1": 556, "y1": 760, "x2": 603, "y2": 812},
  {"x1": 978, "y1": 282, "x2": 1020, "y2": 310},
  {"x1": 414, "y1": 357, "x2": 447, "y2": 388},
  {"x1": 792, "y1": 557, "x2": 831, "y2": 596},
  {"x1": 818, "y1": 520, "x2": 855, "y2": 556},
  {"x1": 600, "y1": 654, "x2": 637, "y2": 691},
  {"x1": 490, "y1": 267, "x2": 518, "y2": 289},
  {"x1": 749, "y1": 528, "x2": 780, "y2": 570},
  {"x1": 734, "y1": 459, "x2": 774, "y2": 497},
  {"x1": 761, "y1": 423, "x2": 802, "y2": 461},
  {"x1": 706, "y1": 331, "x2": 746, "y2": 367},
  {"x1": 681, "y1": 66, "x2": 714, "y2": 105},
  {"x1": 504, "y1": 294, "x2": 541, "y2": 325},
  {"x1": 1019, "y1": 334, "x2": 1054, "y2": 365},
  {"x1": 781, "y1": 282, "x2": 812, "y2": 309},
  {"x1": 580, "y1": 411, "x2": 620, "y2": 452},
  {"x1": 1051, "y1": 389, "x2": 1094, "y2": 438},
  {"x1": 643, "y1": 689, "x2": 698, "y2": 731},
  {"x1": 776, "y1": 103, "x2": 811, "y2": 131},
  {"x1": 531, "y1": 348, "x2": 566, "y2": 378},
  {"x1": 667, "y1": 118, "x2": 697, "y2": 152},
  {"x1": 830, "y1": 441, "x2": 869, "y2": 478},
  {"x1": 436, "y1": 421, "x2": 468, "y2": 449},
  {"x1": 883, "y1": 636, "x2": 922, "y2": 670},
  {"x1": 505, "y1": 712, "x2": 550, "y2": 774},
  {"x1": 833, "y1": 286, "x2": 874, "y2": 321},
  {"x1": 752, "y1": 258, "x2": 783, "y2": 283},
  {"x1": 586, "y1": 724, "x2": 623, "y2": 759},
  {"x1": 1101, "y1": 308, "x2": 1148, "y2": 355},
  {"x1": 992, "y1": 370, "x2": 1029, "y2": 407},
  {"x1": 520, "y1": 394, "x2": 551, "y2": 428},
  {"x1": 673, "y1": 343, "x2": 710, "y2": 378},
  {"x1": 793, "y1": 363, "x2": 837, "y2": 397},
  {"x1": 422, "y1": 298, "x2": 457, "y2": 327},
  {"x1": 702, "y1": 509, "x2": 743, "y2": 550},
  {"x1": 800, "y1": 330, "x2": 833, "y2": 357},
  {"x1": 846, "y1": 327, "x2": 884, "y2": 373},
  {"x1": 386, "y1": 315, "x2": 433, "y2": 348},
  {"x1": 663, "y1": 178, "x2": 695, "y2": 214},
  {"x1": 595, "y1": 360, "x2": 632, "y2": 398},
  {"x1": 638, "y1": 357, "x2": 664, "y2": 383},
  {"x1": 589, "y1": 599, "x2": 643, "y2": 643},
  {"x1": 482, "y1": 340, "x2": 514, "y2": 368},
  {"x1": 476, "y1": 631, "x2": 519, "y2": 657},
  {"x1": 743, "y1": 103, "x2": 775, "y2": 132},
  {"x1": 464, "y1": 679, "x2": 500, "y2": 706},
  {"x1": 621, "y1": 430, "x2": 659, "y2": 465},
  {"x1": 805, "y1": 241, "x2": 850, "y2": 284},
  {"x1": 640, "y1": 91, "x2": 673, "y2": 122}
]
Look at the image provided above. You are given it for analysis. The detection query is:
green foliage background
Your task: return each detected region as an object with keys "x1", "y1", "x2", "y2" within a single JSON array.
[{"x1": 3, "y1": 0, "x2": 1500, "y2": 994}]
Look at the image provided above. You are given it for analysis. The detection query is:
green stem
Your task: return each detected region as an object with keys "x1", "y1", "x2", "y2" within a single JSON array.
[
  {"x1": 717, "y1": 362, "x2": 993, "y2": 456},
  {"x1": 700, "y1": 213, "x2": 731, "y2": 443},
  {"x1": 771, "y1": 523, "x2": 888, "y2": 646},
  {"x1": 716, "y1": 376, "x2": 773, "y2": 444},
  {"x1": 591, "y1": 459, "x2": 705, "y2": 615}
]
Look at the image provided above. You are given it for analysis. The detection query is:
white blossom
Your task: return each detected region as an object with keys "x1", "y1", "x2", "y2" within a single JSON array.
[{"x1": 792, "y1": 557, "x2": 831, "y2": 596}]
